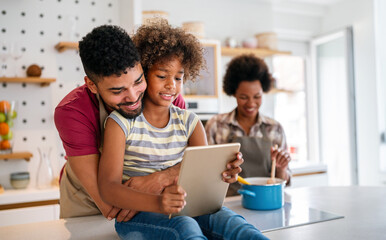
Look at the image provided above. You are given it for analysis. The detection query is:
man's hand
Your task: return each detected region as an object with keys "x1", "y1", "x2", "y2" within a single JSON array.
[
  {"x1": 100, "y1": 180, "x2": 138, "y2": 222},
  {"x1": 128, "y1": 164, "x2": 180, "y2": 195},
  {"x1": 222, "y1": 152, "x2": 244, "y2": 183},
  {"x1": 102, "y1": 164, "x2": 181, "y2": 222}
]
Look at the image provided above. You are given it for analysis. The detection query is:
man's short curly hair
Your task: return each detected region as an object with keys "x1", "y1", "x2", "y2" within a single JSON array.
[
  {"x1": 223, "y1": 54, "x2": 273, "y2": 95},
  {"x1": 132, "y1": 19, "x2": 204, "y2": 82},
  {"x1": 79, "y1": 25, "x2": 140, "y2": 83}
]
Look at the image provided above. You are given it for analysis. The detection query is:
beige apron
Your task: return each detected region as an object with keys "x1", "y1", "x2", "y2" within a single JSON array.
[
  {"x1": 59, "y1": 94, "x2": 108, "y2": 218},
  {"x1": 227, "y1": 127, "x2": 272, "y2": 196}
]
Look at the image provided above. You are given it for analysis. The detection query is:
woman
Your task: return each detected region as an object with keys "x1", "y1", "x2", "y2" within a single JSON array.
[{"x1": 205, "y1": 54, "x2": 291, "y2": 196}]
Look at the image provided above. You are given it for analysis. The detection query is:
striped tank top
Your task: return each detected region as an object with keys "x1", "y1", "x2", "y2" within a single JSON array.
[{"x1": 108, "y1": 105, "x2": 199, "y2": 180}]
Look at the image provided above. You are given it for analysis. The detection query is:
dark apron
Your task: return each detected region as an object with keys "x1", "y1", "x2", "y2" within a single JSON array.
[{"x1": 227, "y1": 126, "x2": 273, "y2": 196}]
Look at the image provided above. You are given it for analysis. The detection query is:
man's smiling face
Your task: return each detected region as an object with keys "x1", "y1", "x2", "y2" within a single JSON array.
[{"x1": 87, "y1": 63, "x2": 147, "y2": 118}]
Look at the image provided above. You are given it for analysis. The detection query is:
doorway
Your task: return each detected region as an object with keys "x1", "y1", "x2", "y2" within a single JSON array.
[{"x1": 309, "y1": 28, "x2": 358, "y2": 185}]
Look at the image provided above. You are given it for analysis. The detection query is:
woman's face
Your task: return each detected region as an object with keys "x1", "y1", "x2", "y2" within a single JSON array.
[{"x1": 234, "y1": 80, "x2": 263, "y2": 119}]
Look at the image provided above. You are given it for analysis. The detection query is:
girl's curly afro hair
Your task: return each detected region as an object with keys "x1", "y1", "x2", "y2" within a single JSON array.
[
  {"x1": 132, "y1": 19, "x2": 205, "y2": 82},
  {"x1": 223, "y1": 54, "x2": 273, "y2": 95},
  {"x1": 79, "y1": 25, "x2": 140, "y2": 83}
]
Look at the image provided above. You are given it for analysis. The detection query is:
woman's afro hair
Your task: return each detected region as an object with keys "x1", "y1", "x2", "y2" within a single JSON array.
[{"x1": 223, "y1": 54, "x2": 273, "y2": 95}]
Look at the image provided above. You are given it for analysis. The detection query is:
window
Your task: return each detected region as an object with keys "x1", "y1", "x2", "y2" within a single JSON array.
[{"x1": 264, "y1": 55, "x2": 308, "y2": 163}]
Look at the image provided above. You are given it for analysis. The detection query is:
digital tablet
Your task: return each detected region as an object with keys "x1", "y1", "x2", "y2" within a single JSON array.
[{"x1": 172, "y1": 143, "x2": 241, "y2": 217}]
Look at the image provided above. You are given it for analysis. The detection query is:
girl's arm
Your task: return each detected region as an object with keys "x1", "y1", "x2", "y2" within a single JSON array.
[
  {"x1": 188, "y1": 120, "x2": 208, "y2": 146},
  {"x1": 98, "y1": 118, "x2": 184, "y2": 214}
]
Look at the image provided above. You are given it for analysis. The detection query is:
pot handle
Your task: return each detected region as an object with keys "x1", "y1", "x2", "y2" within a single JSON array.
[{"x1": 237, "y1": 189, "x2": 256, "y2": 197}]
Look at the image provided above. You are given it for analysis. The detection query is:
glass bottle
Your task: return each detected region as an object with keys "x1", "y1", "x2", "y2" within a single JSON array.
[{"x1": 37, "y1": 147, "x2": 53, "y2": 189}]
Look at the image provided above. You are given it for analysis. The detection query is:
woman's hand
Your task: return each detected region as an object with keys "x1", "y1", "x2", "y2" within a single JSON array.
[
  {"x1": 271, "y1": 147, "x2": 291, "y2": 182},
  {"x1": 222, "y1": 152, "x2": 244, "y2": 183},
  {"x1": 271, "y1": 147, "x2": 291, "y2": 170}
]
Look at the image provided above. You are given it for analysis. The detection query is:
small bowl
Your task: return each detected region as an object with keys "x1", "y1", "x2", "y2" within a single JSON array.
[
  {"x1": 10, "y1": 172, "x2": 30, "y2": 189},
  {"x1": 242, "y1": 37, "x2": 258, "y2": 48}
]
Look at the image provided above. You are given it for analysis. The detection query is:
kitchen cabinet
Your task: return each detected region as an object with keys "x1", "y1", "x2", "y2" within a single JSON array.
[
  {"x1": 0, "y1": 205, "x2": 59, "y2": 227},
  {"x1": 183, "y1": 39, "x2": 221, "y2": 120},
  {"x1": 0, "y1": 77, "x2": 56, "y2": 87},
  {"x1": 0, "y1": 152, "x2": 33, "y2": 161},
  {"x1": 0, "y1": 187, "x2": 59, "y2": 227}
]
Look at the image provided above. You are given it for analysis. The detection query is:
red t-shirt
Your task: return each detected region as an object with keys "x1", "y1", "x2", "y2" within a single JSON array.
[{"x1": 54, "y1": 84, "x2": 186, "y2": 157}]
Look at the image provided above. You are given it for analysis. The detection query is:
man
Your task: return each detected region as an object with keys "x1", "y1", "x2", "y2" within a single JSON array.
[{"x1": 54, "y1": 25, "x2": 243, "y2": 222}]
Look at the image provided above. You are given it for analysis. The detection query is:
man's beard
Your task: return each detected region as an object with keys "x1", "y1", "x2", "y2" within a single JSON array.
[
  {"x1": 101, "y1": 92, "x2": 144, "y2": 119},
  {"x1": 116, "y1": 92, "x2": 145, "y2": 119}
]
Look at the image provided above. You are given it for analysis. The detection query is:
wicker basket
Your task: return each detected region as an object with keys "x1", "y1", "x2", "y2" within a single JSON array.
[
  {"x1": 182, "y1": 22, "x2": 205, "y2": 39},
  {"x1": 142, "y1": 11, "x2": 169, "y2": 25},
  {"x1": 255, "y1": 32, "x2": 277, "y2": 50}
]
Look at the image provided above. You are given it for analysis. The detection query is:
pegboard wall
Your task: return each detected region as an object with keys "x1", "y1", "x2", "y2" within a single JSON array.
[{"x1": 0, "y1": 0, "x2": 120, "y2": 189}]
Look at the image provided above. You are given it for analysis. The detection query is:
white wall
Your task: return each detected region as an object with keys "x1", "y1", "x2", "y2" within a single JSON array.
[
  {"x1": 321, "y1": 0, "x2": 386, "y2": 185},
  {"x1": 0, "y1": 0, "x2": 121, "y2": 189},
  {"x1": 374, "y1": 0, "x2": 386, "y2": 175},
  {"x1": 141, "y1": 0, "x2": 320, "y2": 116},
  {"x1": 142, "y1": 0, "x2": 274, "y2": 41},
  {"x1": 3, "y1": 0, "x2": 383, "y2": 187},
  {"x1": 141, "y1": 0, "x2": 386, "y2": 186},
  {"x1": 0, "y1": 0, "x2": 321, "y2": 190},
  {"x1": 141, "y1": 0, "x2": 320, "y2": 51}
]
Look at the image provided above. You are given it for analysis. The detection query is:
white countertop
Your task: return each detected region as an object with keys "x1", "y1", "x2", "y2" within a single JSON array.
[
  {"x1": 0, "y1": 186, "x2": 384, "y2": 240},
  {"x1": 0, "y1": 163, "x2": 326, "y2": 206},
  {"x1": 289, "y1": 161, "x2": 327, "y2": 175},
  {"x1": 0, "y1": 215, "x2": 118, "y2": 240}
]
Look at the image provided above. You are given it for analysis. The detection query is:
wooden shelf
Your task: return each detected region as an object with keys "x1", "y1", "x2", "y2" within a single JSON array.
[
  {"x1": 184, "y1": 95, "x2": 218, "y2": 99},
  {"x1": 55, "y1": 41, "x2": 78, "y2": 52},
  {"x1": 268, "y1": 88, "x2": 297, "y2": 94},
  {"x1": 221, "y1": 47, "x2": 291, "y2": 58},
  {"x1": 0, "y1": 152, "x2": 33, "y2": 161},
  {"x1": 54, "y1": 42, "x2": 291, "y2": 58},
  {"x1": 0, "y1": 77, "x2": 56, "y2": 87}
]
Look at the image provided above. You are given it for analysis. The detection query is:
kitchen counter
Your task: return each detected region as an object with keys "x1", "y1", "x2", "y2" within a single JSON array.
[
  {"x1": 289, "y1": 162, "x2": 327, "y2": 176},
  {"x1": 0, "y1": 186, "x2": 384, "y2": 239},
  {"x1": 0, "y1": 214, "x2": 118, "y2": 240},
  {"x1": 264, "y1": 186, "x2": 385, "y2": 239},
  {"x1": 0, "y1": 187, "x2": 59, "y2": 206}
]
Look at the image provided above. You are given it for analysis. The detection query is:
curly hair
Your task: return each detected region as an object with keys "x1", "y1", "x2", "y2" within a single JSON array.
[
  {"x1": 132, "y1": 19, "x2": 205, "y2": 82},
  {"x1": 79, "y1": 25, "x2": 140, "y2": 83},
  {"x1": 223, "y1": 54, "x2": 273, "y2": 95}
]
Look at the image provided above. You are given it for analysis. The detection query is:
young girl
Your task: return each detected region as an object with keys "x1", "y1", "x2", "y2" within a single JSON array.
[{"x1": 98, "y1": 20, "x2": 269, "y2": 240}]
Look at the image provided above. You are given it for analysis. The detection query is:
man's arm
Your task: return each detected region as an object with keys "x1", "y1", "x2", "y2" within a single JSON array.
[
  {"x1": 172, "y1": 94, "x2": 186, "y2": 109},
  {"x1": 67, "y1": 154, "x2": 122, "y2": 219},
  {"x1": 126, "y1": 163, "x2": 181, "y2": 194},
  {"x1": 55, "y1": 105, "x2": 130, "y2": 220}
]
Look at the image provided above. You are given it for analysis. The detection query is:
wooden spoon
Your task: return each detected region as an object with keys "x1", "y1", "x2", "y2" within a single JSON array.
[{"x1": 267, "y1": 145, "x2": 278, "y2": 184}]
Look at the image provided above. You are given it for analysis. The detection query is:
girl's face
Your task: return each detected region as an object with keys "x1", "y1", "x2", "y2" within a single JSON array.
[
  {"x1": 145, "y1": 57, "x2": 184, "y2": 108},
  {"x1": 234, "y1": 80, "x2": 263, "y2": 119}
]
